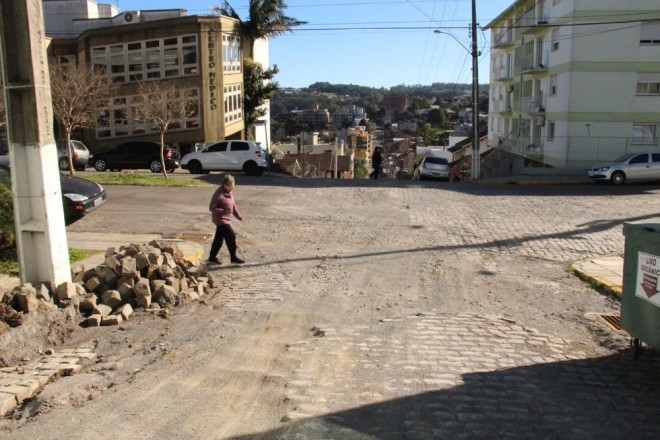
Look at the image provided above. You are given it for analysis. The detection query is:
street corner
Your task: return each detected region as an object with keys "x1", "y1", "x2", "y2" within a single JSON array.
[{"x1": 570, "y1": 256, "x2": 623, "y2": 299}]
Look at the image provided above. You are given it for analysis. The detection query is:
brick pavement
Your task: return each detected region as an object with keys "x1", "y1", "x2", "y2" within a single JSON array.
[
  {"x1": 0, "y1": 345, "x2": 96, "y2": 416},
  {"x1": 258, "y1": 312, "x2": 660, "y2": 439},
  {"x1": 3, "y1": 182, "x2": 660, "y2": 435}
]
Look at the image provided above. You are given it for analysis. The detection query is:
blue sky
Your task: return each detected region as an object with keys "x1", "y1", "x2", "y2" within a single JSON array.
[{"x1": 114, "y1": 0, "x2": 513, "y2": 88}]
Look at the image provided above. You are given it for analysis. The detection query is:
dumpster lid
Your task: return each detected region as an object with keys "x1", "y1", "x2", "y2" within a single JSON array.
[{"x1": 623, "y1": 222, "x2": 660, "y2": 234}]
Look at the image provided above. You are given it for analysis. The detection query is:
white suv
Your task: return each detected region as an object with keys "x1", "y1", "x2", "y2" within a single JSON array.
[{"x1": 181, "y1": 140, "x2": 267, "y2": 176}]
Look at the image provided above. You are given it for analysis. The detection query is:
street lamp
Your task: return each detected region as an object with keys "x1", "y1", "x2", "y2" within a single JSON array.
[{"x1": 434, "y1": 0, "x2": 479, "y2": 179}]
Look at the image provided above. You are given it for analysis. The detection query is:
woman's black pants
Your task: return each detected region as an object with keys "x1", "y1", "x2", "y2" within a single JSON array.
[{"x1": 210, "y1": 224, "x2": 237, "y2": 259}]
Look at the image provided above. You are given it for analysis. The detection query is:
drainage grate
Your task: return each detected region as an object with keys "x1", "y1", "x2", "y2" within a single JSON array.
[
  {"x1": 177, "y1": 232, "x2": 213, "y2": 243},
  {"x1": 597, "y1": 313, "x2": 622, "y2": 331}
]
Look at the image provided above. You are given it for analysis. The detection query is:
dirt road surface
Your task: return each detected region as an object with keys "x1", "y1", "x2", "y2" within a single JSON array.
[{"x1": 2, "y1": 178, "x2": 659, "y2": 438}]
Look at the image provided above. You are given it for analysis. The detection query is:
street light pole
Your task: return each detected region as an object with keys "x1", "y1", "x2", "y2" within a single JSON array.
[
  {"x1": 470, "y1": 0, "x2": 480, "y2": 180},
  {"x1": 434, "y1": 0, "x2": 479, "y2": 179}
]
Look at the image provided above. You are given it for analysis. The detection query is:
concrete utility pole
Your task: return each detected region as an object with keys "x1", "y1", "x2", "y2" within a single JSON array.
[
  {"x1": 471, "y1": 0, "x2": 480, "y2": 180},
  {"x1": 0, "y1": 1, "x2": 71, "y2": 286}
]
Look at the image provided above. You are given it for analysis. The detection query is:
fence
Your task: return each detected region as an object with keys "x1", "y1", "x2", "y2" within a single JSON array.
[{"x1": 498, "y1": 135, "x2": 660, "y2": 169}]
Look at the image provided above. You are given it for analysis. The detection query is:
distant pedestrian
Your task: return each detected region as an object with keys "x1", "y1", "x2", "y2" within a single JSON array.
[
  {"x1": 449, "y1": 166, "x2": 461, "y2": 182},
  {"x1": 207, "y1": 174, "x2": 245, "y2": 264},
  {"x1": 371, "y1": 147, "x2": 384, "y2": 179}
]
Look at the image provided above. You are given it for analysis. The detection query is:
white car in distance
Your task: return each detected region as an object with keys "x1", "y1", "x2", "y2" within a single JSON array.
[{"x1": 181, "y1": 140, "x2": 268, "y2": 176}]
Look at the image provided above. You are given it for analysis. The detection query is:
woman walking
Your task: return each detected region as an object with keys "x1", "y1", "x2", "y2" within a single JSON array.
[{"x1": 208, "y1": 174, "x2": 245, "y2": 264}]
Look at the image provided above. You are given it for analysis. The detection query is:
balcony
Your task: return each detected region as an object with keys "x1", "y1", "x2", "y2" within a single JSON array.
[
  {"x1": 492, "y1": 65, "x2": 516, "y2": 82},
  {"x1": 521, "y1": 97, "x2": 545, "y2": 114},
  {"x1": 492, "y1": 28, "x2": 516, "y2": 48},
  {"x1": 521, "y1": 7, "x2": 550, "y2": 34},
  {"x1": 521, "y1": 51, "x2": 549, "y2": 75}
]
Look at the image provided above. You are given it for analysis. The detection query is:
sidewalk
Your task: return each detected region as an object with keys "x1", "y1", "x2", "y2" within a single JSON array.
[
  {"x1": 570, "y1": 254, "x2": 623, "y2": 298},
  {"x1": 0, "y1": 232, "x2": 205, "y2": 292}
]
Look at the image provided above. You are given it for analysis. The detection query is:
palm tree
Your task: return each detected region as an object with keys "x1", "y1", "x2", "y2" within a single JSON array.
[
  {"x1": 215, "y1": 0, "x2": 306, "y2": 59},
  {"x1": 214, "y1": 1, "x2": 305, "y2": 140}
]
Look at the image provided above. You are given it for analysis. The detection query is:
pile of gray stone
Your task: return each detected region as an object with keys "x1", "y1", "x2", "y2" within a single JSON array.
[{"x1": 1, "y1": 240, "x2": 215, "y2": 328}]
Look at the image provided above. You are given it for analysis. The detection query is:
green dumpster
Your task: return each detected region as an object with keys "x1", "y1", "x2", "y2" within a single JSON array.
[{"x1": 621, "y1": 222, "x2": 660, "y2": 357}]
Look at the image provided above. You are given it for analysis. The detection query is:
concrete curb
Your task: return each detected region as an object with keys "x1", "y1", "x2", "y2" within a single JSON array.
[{"x1": 570, "y1": 255, "x2": 623, "y2": 299}]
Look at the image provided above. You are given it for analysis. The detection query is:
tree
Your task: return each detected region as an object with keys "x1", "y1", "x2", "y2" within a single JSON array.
[
  {"x1": 214, "y1": 1, "x2": 306, "y2": 138},
  {"x1": 243, "y1": 60, "x2": 279, "y2": 139},
  {"x1": 216, "y1": 0, "x2": 306, "y2": 59},
  {"x1": 133, "y1": 80, "x2": 198, "y2": 179},
  {"x1": 49, "y1": 61, "x2": 112, "y2": 175}
]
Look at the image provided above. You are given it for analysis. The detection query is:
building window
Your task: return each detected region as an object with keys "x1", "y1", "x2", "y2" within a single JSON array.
[
  {"x1": 549, "y1": 74, "x2": 558, "y2": 95},
  {"x1": 91, "y1": 35, "x2": 198, "y2": 84},
  {"x1": 637, "y1": 82, "x2": 660, "y2": 95},
  {"x1": 222, "y1": 34, "x2": 241, "y2": 73},
  {"x1": 547, "y1": 121, "x2": 555, "y2": 141},
  {"x1": 632, "y1": 124, "x2": 657, "y2": 145},
  {"x1": 224, "y1": 83, "x2": 242, "y2": 123},
  {"x1": 640, "y1": 21, "x2": 660, "y2": 44},
  {"x1": 96, "y1": 88, "x2": 200, "y2": 139},
  {"x1": 551, "y1": 29, "x2": 559, "y2": 51},
  {"x1": 636, "y1": 73, "x2": 660, "y2": 95}
]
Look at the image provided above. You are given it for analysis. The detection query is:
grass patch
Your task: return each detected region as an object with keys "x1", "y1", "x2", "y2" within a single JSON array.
[
  {"x1": 0, "y1": 246, "x2": 97, "y2": 275},
  {"x1": 82, "y1": 173, "x2": 209, "y2": 187}
]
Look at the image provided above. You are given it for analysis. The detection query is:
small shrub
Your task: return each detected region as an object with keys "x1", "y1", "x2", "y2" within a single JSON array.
[{"x1": 0, "y1": 182, "x2": 15, "y2": 248}]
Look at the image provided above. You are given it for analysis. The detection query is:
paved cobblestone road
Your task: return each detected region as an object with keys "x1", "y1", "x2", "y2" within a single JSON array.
[{"x1": 5, "y1": 179, "x2": 659, "y2": 439}]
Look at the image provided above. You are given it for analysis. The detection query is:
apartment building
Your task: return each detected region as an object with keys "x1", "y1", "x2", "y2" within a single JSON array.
[
  {"x1": 43, "y1": 2, "x2": 245, "y2": 153},
  {"x1": 333, "y1": 106, "x2": 367, "y2": 128},
  {"x1": 291, "y1": 106, "x2": 331, "y2": 127},
  {"x1": 346, "y1": 126, "x2": 372, "y2": 163},
  {"x1": 384, "y1": 92, "x2": 408, "y2": 119},
  {"x1": 486, "y1": 0, "x2": 660, "y2": 168}
]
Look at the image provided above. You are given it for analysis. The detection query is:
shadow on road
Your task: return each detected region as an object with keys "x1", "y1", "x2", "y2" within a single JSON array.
[
  {"x1": 227, "y1": 350, "x2": 660, "y2": 439},
  {"x1": 224, "y1": 210, "x2": 660, "y2": 269}
]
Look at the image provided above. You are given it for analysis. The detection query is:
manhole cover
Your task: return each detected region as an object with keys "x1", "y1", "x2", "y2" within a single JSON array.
[
  {"x1": 177, "y1": 233, "x2": 212, "y2": 243},
  {"x1": 597, "y1": 313, "x2": 621, "y2": 331}
]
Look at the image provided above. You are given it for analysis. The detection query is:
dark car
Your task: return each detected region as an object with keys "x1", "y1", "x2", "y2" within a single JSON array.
[
  {"x1": 0, "y1": 162, "x2": 107, "y2": 226},
  {"x1": 92, "y1": 141, "x2": 180, "y2": 173}
]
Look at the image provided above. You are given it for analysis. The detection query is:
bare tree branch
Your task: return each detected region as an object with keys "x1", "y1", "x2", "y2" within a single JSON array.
[
  {"x1": 134, "y1": 80, "x2": 198, "y2": 179},
  {"x1": 49, "y1": 62, "x2": 112, "y2": 175}
]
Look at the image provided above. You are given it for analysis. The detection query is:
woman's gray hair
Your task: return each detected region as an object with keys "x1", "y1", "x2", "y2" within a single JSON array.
[{"x1": 222, "y1": 174, "x2": 235, "y2": 186}]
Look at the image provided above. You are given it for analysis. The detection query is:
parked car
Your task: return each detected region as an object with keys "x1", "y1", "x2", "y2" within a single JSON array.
[
  {"x1": 57, "y1": 139, "x2": 90, "y2": 171},
  {"x1": 181, "y1": 140, "x2": 267, "y2": 176},
  {"x1": 92, "y1": 141, "x2": 180, "y2": 173},
  {"x1": 587, "y1": 152, "x2": 660, "y2": 185},
  {"x1": 0, "y1": 160, "x2": 107, "y2": 226},
  {"x1": 413, "y1": 156, "x2": 450, "y2": 181}
]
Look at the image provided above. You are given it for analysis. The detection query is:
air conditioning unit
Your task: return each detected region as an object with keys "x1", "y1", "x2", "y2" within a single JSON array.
[
  {"x1": 535, "y1": 117, "x2": 545, "y2": 126},
  {"x1": 123, "y1": 11, "x2": 141, "y2": 23}
]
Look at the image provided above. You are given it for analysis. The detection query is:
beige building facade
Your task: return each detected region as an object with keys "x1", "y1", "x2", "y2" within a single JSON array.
[{"x1": 46, "y1": 7, "x2": 245, "y2": 154}]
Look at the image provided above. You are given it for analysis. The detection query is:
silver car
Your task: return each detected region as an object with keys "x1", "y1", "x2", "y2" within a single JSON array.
[
  {"x1": 57, "y1": 139, "x2": 90, "y2": 171},
  {"x1": 414, "y1": 156, "x2": 450, "y2": 181},
  {"x1": 587, "y1": 152, "x2": 660, "y2": 185}
]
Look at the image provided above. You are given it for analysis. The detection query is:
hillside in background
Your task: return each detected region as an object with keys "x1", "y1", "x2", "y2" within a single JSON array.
[{"x1": 271, "y1": 82, "x2": 480, "y2": 119}]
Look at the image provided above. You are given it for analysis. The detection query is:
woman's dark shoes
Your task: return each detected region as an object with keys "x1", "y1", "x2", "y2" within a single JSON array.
[
  {"x1": 207, "y1": 257, "x2": 220, "y2": 264},
  {"x1": 230, "y1": 257, "x2": 245, "y2": 264}
]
